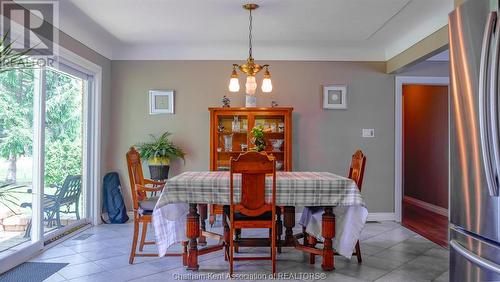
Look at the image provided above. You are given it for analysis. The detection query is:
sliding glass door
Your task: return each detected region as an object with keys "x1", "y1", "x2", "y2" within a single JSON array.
[
  {"x1": 0, "y1": 65, "x2": 92, "y2": 259},
  {"x1": 43, "y1": 68, "x2": 86, "y2": 235},
  {"x1": 0, "y1": 68, "x2": 36, "y2": 254}
]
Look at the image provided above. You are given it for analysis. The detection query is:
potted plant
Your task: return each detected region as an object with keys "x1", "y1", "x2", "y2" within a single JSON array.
[
  {"x1": 0, "y1": 32, "x2": 34, "y2": 73},
  {"x1": 136, "y1": 132, "x2": 185, "y2": 180},
  {"x1": 251, "y1": 125, "x2": 266, "y2": 152}
]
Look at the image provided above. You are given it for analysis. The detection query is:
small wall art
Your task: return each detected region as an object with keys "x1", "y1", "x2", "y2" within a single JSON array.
[
  {"x1": 149, "y1": 90, "x2": 174, "y2": 114},
  {"x1": 323, "y1": 85, "x2": 347, "y2": 110}
]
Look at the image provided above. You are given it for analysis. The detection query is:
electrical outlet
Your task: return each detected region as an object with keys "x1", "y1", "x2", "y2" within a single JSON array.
[{"x1": 362, "y1": 129, "x2": 375, "y2": 138}]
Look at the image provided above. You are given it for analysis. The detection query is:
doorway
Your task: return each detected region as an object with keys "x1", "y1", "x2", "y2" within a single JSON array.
[
  {"x1": 0, "y1": 67, "x2": 90, "y2": 250},
  {"x1": 0, "y1": 56, "x2": 101, "y2": 272},
  {"x1": 402, "y1": 84, "x2": 449, "y2": 247}
]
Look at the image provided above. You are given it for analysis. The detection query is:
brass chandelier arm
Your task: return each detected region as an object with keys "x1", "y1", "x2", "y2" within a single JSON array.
[{"x1": 228, "y1": 3, "x2": 272, "y2": 94}]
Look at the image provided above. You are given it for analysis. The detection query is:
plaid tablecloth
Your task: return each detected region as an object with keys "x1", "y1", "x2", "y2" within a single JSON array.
[
  {"x1": 152, "y1": 171, "x2": 367, "y2": 258},
  {"x1": 155, "y1": 171, "x2": 365, "y2": 208}
]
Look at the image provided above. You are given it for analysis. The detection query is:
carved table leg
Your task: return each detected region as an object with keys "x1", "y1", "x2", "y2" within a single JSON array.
[
  {"x1": 198, "y1": 204, "x2": 207, "y2": 246},
  {"x1": 186, "y1": 203, "x2": 200, "y2": 270},
  {"x1": 284, "y1": 206, "x2": 295, "y2": 246},
  {"x1": 321, "y1": 207, "x2": 335, "y2": 271}
]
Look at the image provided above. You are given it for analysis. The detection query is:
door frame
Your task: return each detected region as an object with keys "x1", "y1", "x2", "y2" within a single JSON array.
[
  {"x1": 0, "y1": 42, "x2": 102, "y2": 274},
  {"x1": 394, "y1": 76, "x2": 449, "y2": 222},
  {"x1": 56, "y1": 47, "x2": 102, "y2": 227}
]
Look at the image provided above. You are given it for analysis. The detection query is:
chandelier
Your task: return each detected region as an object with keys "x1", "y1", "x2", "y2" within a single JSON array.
[{"x1": 228, "y1": 3, "x2": 272, "y2": 100}]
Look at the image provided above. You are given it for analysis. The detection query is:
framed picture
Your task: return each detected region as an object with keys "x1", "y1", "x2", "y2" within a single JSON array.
[
  {"x1": 149, "y1": 90, "x2": 174, "y2": 114},
  {"x1": 323, "y1": 85, "x2": 347, "y2": 109}
]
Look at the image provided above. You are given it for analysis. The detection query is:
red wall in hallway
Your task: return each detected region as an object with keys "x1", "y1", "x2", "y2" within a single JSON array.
[{"x1": 403, "y1": 85, "x2": 449, "y2": 209}]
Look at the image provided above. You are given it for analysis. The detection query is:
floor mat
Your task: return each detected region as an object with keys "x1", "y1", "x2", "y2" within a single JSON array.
[{"x1": 0, "y1": 262, "x2": 68, "y2": 282}]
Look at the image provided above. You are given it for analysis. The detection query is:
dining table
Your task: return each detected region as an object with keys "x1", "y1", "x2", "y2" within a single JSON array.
[{"x1": 152, "y1": 171, "x2": 367, "y2": 271}]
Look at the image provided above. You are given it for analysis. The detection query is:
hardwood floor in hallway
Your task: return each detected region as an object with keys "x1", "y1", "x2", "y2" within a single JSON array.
[{"x1": 402, "y1": 201, "x2": 448, "y2": 248}]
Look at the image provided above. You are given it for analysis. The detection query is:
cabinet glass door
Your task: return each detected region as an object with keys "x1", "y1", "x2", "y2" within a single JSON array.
[
  {"x1": 254, "y1": 115, "x2": 286, "y2": 171},
  {"x1": 215, "y1": 115, "x2": 249, "y2": 170}
]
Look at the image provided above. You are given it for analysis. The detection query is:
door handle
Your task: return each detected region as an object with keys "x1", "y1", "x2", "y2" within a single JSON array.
[
  {"x1": 490, "y1": 12, "x2": 500, "y2": 196},
  {"x1": 450, "y1": 240, "x2": 500, "y2": 274},
  {"x1": 479, "y1": 11, "x2": 498, "y2": 196}
]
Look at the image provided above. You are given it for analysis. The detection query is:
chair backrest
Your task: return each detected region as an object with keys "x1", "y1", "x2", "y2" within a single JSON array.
[
  {"x1": 58, "y1": 175, "x2": 82, "y2": 205},
  {"x1": 348, "y1": 150, "x2": 367, "y2": 191},
  {"x1": 230, "y1": 151, "x2": 276, "y2": 217},
  {"x1": 126, "y1": 147, "x2": 146, "y2": 210}
]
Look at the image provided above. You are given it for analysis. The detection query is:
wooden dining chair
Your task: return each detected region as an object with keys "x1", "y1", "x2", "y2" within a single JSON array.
[
  {"x1": 304, "y1": 149, "x2": 366, "y2": 264},
  {"x1": 349, "y1": 150, "x2": 366, "y2": 263},
  {"x1": 126, "y1": 147, "x2": 187, "y2": 264},
  {"x1": 224, "y1": 151, "x2": 278, "y2": 276}
]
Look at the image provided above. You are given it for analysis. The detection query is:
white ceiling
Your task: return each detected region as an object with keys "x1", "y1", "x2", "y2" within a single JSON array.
[{"x1": 55, "y1": 0, "x2": 453, "y2": 60}]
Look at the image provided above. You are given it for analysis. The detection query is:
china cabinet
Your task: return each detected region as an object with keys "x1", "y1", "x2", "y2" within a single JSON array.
[
  {"x1": 209, "y1": 107, "x2": 293, "y2": 171},
  {"x1": 208, "y1": 107, "x2": 293, "y2": 225}
]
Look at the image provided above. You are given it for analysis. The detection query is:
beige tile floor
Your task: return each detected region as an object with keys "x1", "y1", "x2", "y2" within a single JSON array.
[{"x1": 26, "y1": 220, "x2": 448, "y2": 282}]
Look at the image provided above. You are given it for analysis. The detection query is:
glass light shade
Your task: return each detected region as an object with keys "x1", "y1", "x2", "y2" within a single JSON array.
[
  {"x1": 245, "y1": 76, "x2": 257, "y2": 95},
  {"x1": 228, "y1": 77, "x2": 240, "y2": 92},
  {"x1": 261, "y1": 77, "x2": 273, "y2": 93}
]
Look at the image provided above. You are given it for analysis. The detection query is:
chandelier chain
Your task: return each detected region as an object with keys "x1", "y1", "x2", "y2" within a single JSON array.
[{"x1": 249, "y1": 8, "x2": 253, "y2": 58}]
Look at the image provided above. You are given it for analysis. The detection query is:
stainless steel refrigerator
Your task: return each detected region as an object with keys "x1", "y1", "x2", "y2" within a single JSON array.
[{"x1": 449, "y1": 0, "x2": 500, "y2": 281}]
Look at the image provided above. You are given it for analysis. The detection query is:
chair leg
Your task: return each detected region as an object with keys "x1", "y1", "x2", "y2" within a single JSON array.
[
  {"x1": 46, "y1": 210, "x2": 54, "y2": 228},
  {"x1": 229, "y1": 224, "x2": 234, "y2": 277},
  {"x1": 129, "y1": 220, "x2": 139, "y2": 264},
  {"x1": 269, "y1": 228, "x2": 273, "y2": 255},
  {"x1": 355, "y1": 241, "x2": 362, "y2": 263},
  {"x1": 308, "y1": 236, "x2": 317, "y2": 264},
  {"x1": 302, "y1": 226, "x2": 308, "y2": 245},
  {"x1": 55, "y1": 207, "x2": 62, "y2": 228},
  {"x1": 276, "y1": 208, "x2": 282, "y2": 254},
  {"x1": 24, "y1": 219, "x2": 32, "y2": 238},
  {"x1": 271, "y1": 224, "x2": 276, "y2": 276},
  {"x1": 182, "y1": 241, "x2": 188, "y2": 266},
  {"x1": 223, "y1": 214, "x2": 229, "y2": 261},
  {"x1": 234, "y1": 229, "x2": 241, "y2": 253},
  {"x1": 139, "y1": 222, "x2": 148, "y2": 251}
]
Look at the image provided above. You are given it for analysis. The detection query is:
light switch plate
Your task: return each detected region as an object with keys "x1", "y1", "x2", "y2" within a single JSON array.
[{"x1": 362, "y1": 129, "x2": 375, "y2": 138}]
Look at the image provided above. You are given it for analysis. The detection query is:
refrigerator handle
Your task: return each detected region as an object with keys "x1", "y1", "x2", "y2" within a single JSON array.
[
  {"x1": 490, "y1": 12, "x2": 500, "y2": 197},
  {"x1": 450, "y1": 240, "x2": 500, "y2": 274},
  {"x1": 479, "y1": 11, "x2": 498, "y2": 197}
]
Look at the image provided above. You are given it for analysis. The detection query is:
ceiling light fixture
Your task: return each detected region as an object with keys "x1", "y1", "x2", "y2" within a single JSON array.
[{"x1": 228, "y1": 3, "x2": 272, "y2": 107}]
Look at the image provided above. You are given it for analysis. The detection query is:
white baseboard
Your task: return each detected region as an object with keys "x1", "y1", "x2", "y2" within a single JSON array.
[
  {"x1": 214, "y1": 212, "x2": 396, "y2": 222},
  {"x1": 367, "y1": 213, "x2": 396, "y2": 222},
  {"x1": 295, "y1": 212, "x2": 395, "y2": 222},
  {"x1": 403, "y1": 196, "x2": 448, "y2": 217}
]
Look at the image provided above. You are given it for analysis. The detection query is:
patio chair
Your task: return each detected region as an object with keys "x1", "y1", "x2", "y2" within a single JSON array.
[{"x1": 22, "y1": 175, "x2": 82, "y2": 229}]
